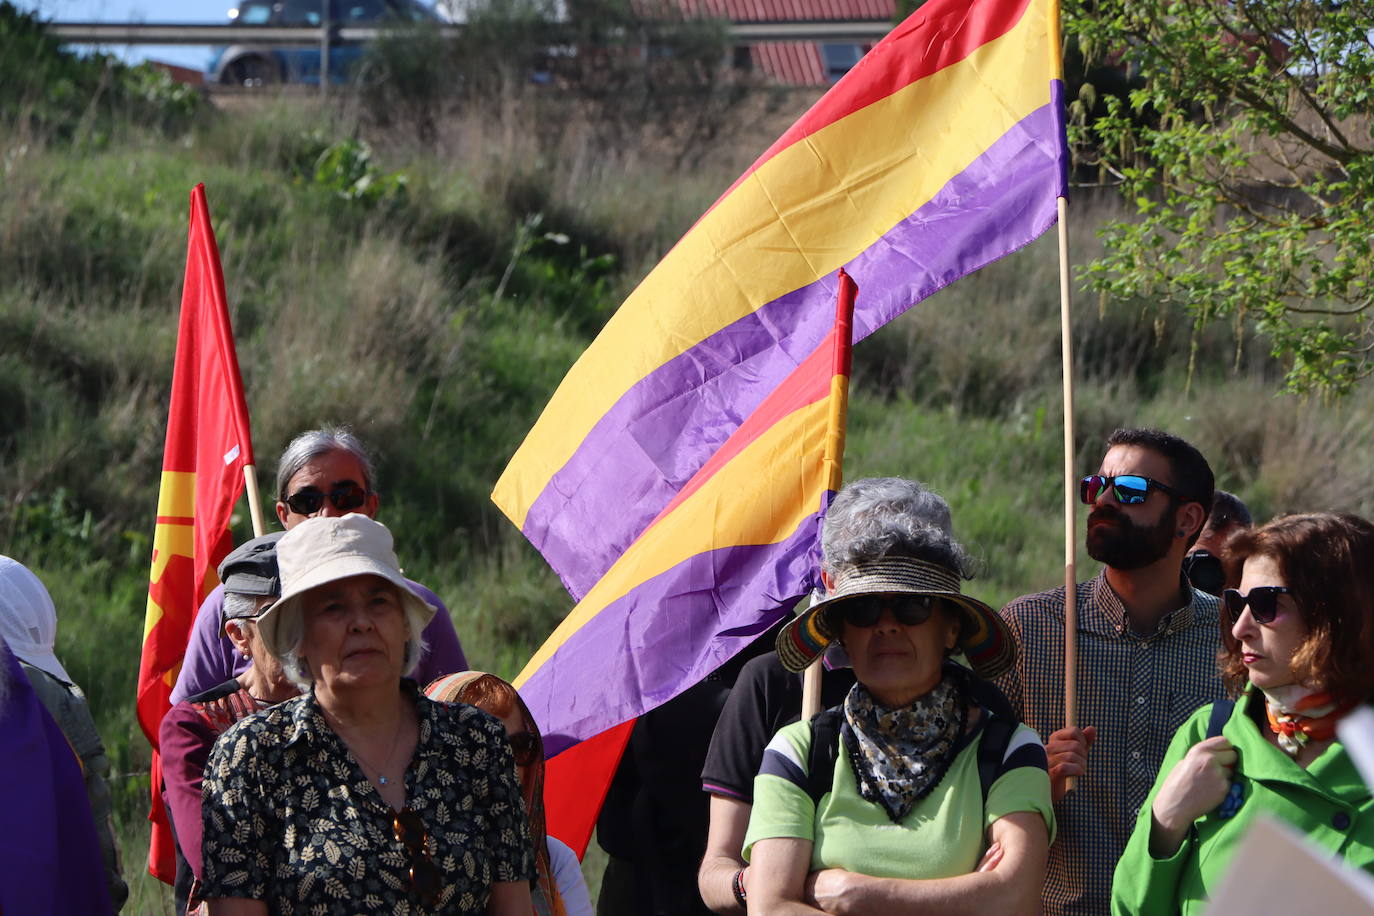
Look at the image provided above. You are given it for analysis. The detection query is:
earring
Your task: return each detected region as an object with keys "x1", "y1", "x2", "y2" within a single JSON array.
[{"x1": 1177, "y1": 529, "x2": 1187, "y2": 537}]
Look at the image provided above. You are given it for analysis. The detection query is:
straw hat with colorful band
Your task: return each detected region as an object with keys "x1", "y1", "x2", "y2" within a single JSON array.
[{"x1": 776, "y1": 556, "x2": 1015, "y2": 680}]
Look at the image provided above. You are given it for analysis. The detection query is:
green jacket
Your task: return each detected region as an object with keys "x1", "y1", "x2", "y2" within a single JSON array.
[{"x1": 1111, "y1": 689, "x2": 1374, "y2": 916}]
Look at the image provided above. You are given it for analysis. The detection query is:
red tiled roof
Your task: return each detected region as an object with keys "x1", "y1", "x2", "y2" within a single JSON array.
[
  {"x1": 751, "y1": 41, "x2": 826, "y2": 84},
  {"x1": 683, "y1": 0, "x2": 893, "y2": 22}
]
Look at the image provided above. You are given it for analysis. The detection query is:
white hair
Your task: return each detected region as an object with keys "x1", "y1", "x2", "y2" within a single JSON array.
[
  {"x1": 822, "y1": 477, "x2": 972, "y2": 577},
  {"x1": 222, "y1": 591, "x2": 260, "y2": 622},
  {"x1": 274, "y1": 587, "x2": 429, "y2": 692}
]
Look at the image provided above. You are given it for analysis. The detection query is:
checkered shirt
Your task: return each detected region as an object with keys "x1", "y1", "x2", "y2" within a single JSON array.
[{"x1": 994, "y1": 571, "x2": 1226, "y2": 916}]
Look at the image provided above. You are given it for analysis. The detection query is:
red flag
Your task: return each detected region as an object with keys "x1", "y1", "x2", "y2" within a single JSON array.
[{"x1": 136, "y1": 184, "x2": 254, "y2": 882}]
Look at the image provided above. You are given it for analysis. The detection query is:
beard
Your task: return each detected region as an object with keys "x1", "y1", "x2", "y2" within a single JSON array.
[{"x1": 1086, "y1": 504, "x2": 1176, "y2": 570}]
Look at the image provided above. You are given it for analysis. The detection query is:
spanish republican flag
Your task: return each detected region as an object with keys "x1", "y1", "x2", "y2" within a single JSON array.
[{"x1": 137, "y1": 184, "x2": 254, "y2": 882}]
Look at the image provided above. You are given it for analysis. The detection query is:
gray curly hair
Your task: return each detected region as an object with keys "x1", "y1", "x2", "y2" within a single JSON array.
[{"x1": 821, "y1": 477, "x2": 972, "y2": 578}]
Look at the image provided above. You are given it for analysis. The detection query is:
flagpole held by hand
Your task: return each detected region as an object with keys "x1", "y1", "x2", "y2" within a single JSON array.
[{"x1": 1058, "y1": 197, "x2": 1079, "y2": 789}]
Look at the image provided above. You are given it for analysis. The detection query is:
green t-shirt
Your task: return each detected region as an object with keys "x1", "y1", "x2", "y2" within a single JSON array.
[{"x1": 743, "y1": 712, "x2": 1055, "y2": 879}]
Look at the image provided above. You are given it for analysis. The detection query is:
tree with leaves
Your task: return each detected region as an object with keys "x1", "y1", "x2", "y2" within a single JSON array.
[{"x1": 1067, "y1": 0, "x2": 1374, "y2": 395}]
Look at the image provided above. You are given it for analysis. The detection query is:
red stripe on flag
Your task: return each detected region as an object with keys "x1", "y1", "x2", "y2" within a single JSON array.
[
  {"x1": 707, "y1": 0, "x2": 1034, "y2": 214},
  {"x1": 542, "y1": 719, "x2": 635, "y2": 859}
]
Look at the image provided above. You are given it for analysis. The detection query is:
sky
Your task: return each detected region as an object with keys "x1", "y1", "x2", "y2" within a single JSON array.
[
  {"x1": 21, "y1": 0, "x2": 245, "y2": 69},
  {"x1": 19, "y1": 0, "x2": 442, "y2": 71}
]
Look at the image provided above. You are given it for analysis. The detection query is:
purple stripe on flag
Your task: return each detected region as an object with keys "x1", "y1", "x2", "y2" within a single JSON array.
[
  {"x1": 527, "y1": 100, "x2": 1064, "y2": 601},
  {"x1": 522, "y1": 508, "x2": 827, "y2": 754},
  {"x1": 1050, "y1": 79, "x2": 1069, "y2": 199}
]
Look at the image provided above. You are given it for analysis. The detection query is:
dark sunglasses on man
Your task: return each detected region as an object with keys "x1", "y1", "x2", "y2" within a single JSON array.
[
  {"x1": 1182, "y1": 550, "x2": 1225, "y2": 596},
  {"x1": 836, "y1": 595, "x2": 939, "y2": 628},
  {"x1": 284, "y1": 483, "x2": 370, "y2": 516},
  {"x1": 1222, "y1": 586, "x2": 1292, "y2": 625},
  {"x1": 1079, "y1": 474, "x2": 1191, "y2": 507}
]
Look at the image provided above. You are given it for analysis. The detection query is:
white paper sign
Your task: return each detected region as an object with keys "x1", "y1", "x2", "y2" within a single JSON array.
[{"x1": 1207, "y1": 816, "x2": 1374, "y2": 914}]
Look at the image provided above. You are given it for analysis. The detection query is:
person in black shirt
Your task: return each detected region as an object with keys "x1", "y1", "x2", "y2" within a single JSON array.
[
  {"x1": 595, "y1": 630, "x2": 780, "y2": 916},
  {"x1": 697, "y1": 649, "x2": 855, "y2": 914}
]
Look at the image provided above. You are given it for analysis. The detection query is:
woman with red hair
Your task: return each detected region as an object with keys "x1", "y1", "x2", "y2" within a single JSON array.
[
  {"x1": 427, "y1": 672, "x2": 594, "y2": 916},
  {"x1": 1112, "y1": 512, "x2": 1374, "y2": 914}
]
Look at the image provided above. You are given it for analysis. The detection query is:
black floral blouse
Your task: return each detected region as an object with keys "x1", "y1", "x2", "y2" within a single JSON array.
[{"x1": 200, "y1": 680, "x2": 535, "y2": 914}]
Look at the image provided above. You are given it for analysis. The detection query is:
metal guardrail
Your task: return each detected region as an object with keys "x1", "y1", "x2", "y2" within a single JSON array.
[{"x1": 46, "y1": 20, "x2": 895, "y2": 46}]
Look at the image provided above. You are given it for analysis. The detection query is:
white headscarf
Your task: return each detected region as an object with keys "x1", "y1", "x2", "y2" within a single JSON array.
[{"x1": 0, "y1": 556, "x2": 71, "y2": 683}]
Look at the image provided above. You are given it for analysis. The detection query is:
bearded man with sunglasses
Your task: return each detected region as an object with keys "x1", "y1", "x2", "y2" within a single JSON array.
[
  {"x1": 994, "y1": 427, "x2": 1225, "y2": 916},
  {"x1": 170, "y1": 427, "x2": 468, "y2": 705}
]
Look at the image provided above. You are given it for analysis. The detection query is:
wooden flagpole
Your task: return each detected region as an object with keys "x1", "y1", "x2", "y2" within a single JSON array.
[
  {"x1": 801, "y1": 625, "x2": 824, "y2": 718},
  {"x1": 1048, "y1": 2, "x2": 1079, "y2": 774},
  {"x1": 802, "y1": 269, "x2": 858, "y2": 720},
  {"x1": 243, "y1": 465, "x2": 266, "y2": 538},
  {"x1": 1058, "y1": 197, "x2": 1077, "y2": 742}
]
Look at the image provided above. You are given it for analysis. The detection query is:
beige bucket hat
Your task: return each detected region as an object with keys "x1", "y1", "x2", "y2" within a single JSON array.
[{"x1": 255, "y1": 514, "x2": 435, "y2": 658}]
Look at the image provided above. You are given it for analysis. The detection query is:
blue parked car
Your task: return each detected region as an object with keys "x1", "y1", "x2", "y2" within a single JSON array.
[{"x1": 207, "y1": 0, "x2": 446, "y2": 87}]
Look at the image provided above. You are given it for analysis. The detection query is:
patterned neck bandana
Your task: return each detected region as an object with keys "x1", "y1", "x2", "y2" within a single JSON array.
[
  {"x1": 1259, "y1": 683, "x2": 1357, "y2": 757},
  {"x1": 841, "y1": 665, "x2": 968, "y2": 823}
]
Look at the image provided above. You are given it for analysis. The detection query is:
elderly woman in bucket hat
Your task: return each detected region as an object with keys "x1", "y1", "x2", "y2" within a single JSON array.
[
  {"x1": 742, "y1": 479, "x2": 1053, "y2": 916},
  {"x1": 199, "y1": 514, "x2": 534, "y2": 916}
]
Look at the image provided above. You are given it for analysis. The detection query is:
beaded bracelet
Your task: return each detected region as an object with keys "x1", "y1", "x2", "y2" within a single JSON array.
[{"x1": 732, "y1": 867, "x2": 748, "y2": 907}]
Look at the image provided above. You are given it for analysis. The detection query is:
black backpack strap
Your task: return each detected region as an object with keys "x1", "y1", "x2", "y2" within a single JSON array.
[
  {"x1": 959, "y1": 667, "x2": 1021, "y2": 800},
  {"x1": 805, "y1": 707, "x2": 844, "y2": 807},
  {"x1": 1206, "y1": 699, "x2": 1234, "y2": 738},
  {"x1": 977, "y1": 712, "x2": 1018, "y2": 800}
]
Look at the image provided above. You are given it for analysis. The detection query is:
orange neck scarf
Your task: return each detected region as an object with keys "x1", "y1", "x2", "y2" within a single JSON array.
[{"x1": 1262, "y1": 686, "x2": 1357, "y2": 757}]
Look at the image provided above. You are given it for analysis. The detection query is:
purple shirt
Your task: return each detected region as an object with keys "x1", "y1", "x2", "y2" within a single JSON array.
[{"x1": 169, "y1": 579, "x2": 469, "y2": 704}]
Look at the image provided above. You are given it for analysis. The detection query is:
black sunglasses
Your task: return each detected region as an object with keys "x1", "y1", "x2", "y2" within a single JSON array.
[
  {"x1": 1183, "y1": 551, "x2": 1225, "y2": 596},
  {"x1": 393, "y1": 806, "x2": 442, "y2": 906},
  {"x1": 283, "y1": 483, "x2": 369, "y2": 516},
  {"x1": 836, "y1": 595, "x2": 938, "y2": 628},
  {"x1": 508, "y1": 731, "x2": 540, "y2": 767},
  {"x1": 1222, "y1": 586, "x2": 1293, "y2": 625},
  {"x1": 1079, "y1": 474, "x2": 1190, "y2": 507}
]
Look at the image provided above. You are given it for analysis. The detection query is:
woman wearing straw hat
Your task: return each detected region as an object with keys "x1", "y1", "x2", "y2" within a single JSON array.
[
  {"x1": 198, "y1": 514, "x2": 534, "y2": 915},
  {"x1": 743, "y1": 480, "x2": 1053, "y2": 915},
  {"x1": 427, "y1": 671, "x2": 595, "y2": 916}
]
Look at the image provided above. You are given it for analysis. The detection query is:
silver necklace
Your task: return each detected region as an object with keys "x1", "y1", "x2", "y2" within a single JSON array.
[{"x1": 330, "y1": 710, "x2": 405, "y2": 787}]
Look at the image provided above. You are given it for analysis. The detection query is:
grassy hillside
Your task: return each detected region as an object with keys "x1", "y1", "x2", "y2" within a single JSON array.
[{"x1": 4, "y1": 6, "x2": 1372, "y2": 908}]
